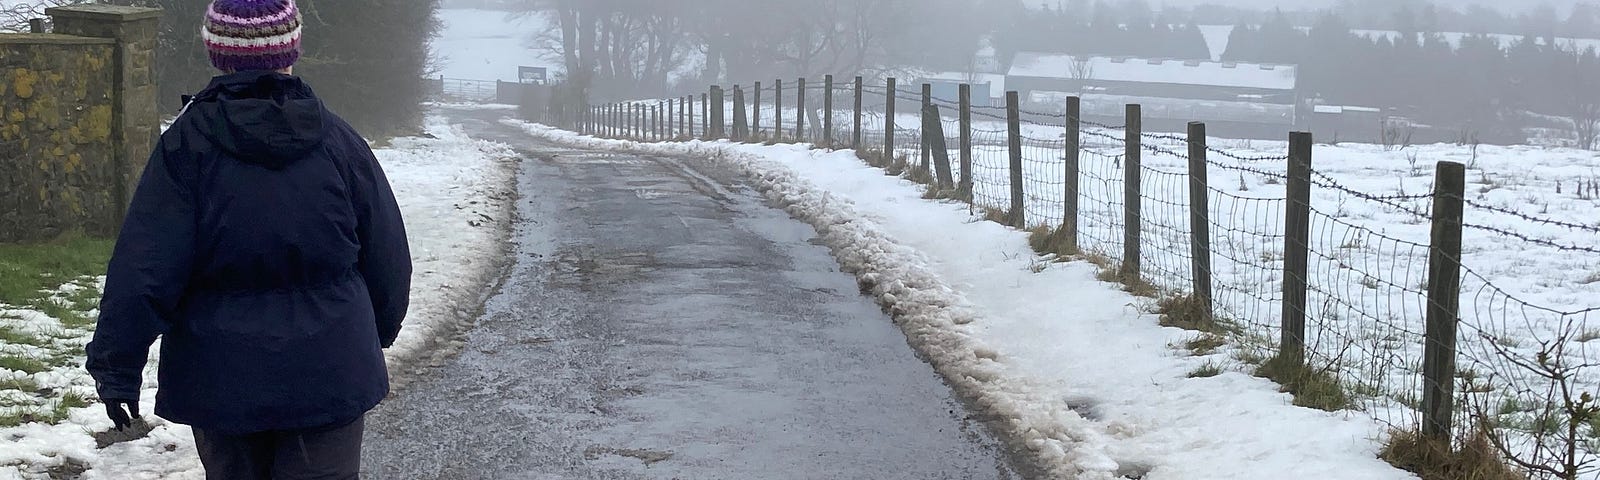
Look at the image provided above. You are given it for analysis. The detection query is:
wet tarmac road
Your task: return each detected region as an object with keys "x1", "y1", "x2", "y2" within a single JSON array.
[{"x1": 360, "y1": 111, "x2": 1019, "y2": 479}]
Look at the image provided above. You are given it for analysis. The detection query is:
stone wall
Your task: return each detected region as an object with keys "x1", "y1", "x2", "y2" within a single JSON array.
[{"x1": 0, "y1": 5, "x2": 159, "y2": 243}]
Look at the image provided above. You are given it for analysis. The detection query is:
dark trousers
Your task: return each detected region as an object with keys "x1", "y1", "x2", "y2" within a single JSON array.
[{"x1": 192, "y1": 416, "x2": 365, "y2": 480}]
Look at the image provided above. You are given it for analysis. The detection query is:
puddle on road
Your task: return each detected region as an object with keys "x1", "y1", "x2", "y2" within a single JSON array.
[{"x1": 547, "y1": 247, "x2": 658, "y2": 290}]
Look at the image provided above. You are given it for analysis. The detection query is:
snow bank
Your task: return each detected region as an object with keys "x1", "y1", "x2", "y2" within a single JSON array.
[
  {"x1": 0, "y1": 116, "x2": 517, "y2": 479},
  {"x1": 504, "y1": 121, "x2": 1416, "y2": 480}
]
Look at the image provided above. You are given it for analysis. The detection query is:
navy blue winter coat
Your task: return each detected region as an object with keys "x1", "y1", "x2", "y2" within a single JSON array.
[{"x1": 85, "y1": 71, "x2": 412, "y2": 435}]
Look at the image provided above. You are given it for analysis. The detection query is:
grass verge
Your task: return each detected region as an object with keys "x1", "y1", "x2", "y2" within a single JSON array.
[
  {"x1": 0, "y1": 233, "x2": 114, "y2": 428},
  {"x1": 0, "y1": 233, "x2": 113, "y2": 305},
  {"x1": 1255, "y1": 353, "x2": 1352, "y2": 412}
]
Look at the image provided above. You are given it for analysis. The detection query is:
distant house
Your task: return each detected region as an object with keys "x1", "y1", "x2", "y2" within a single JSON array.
[
  {"x1": 1005, "y1": 53, "x2": 1301, "y2": 134},
  {"x1": 913, "y1": 72, "x2": 1008, "y2": 108}
]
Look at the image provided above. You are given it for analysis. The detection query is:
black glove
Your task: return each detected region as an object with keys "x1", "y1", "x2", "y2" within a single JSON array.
[{"x1": 105, "y1": 399, "x2": 139, "y2": 430}]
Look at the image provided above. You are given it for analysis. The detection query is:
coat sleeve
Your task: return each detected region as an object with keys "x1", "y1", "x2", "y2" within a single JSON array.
[
  {"x1": 85, "y1": 145, "x2": 196, "y2": 402},
  {"x1": 348, "y1": 136, "x2": 412, "y2": 348}
]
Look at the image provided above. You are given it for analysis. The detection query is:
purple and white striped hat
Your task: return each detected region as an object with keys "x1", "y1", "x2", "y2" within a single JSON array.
[{"x1": 202, "y1": 0, "x2": 303, "y2": 73}]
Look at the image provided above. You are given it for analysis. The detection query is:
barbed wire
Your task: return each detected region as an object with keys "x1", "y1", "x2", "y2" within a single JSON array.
[{"x1": 1463, "y1": 199, "x2": 1600, "y2": 234}]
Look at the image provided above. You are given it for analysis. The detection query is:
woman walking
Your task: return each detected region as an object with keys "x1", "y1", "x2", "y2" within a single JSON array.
[{"x1": 86, "y1": 0, "x2": 412, "y2": 478}]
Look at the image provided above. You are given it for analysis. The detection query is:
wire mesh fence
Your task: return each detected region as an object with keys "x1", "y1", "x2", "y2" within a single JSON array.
[{"x1": 577, "y1": 77, "x2": 1600, "y2": 478}]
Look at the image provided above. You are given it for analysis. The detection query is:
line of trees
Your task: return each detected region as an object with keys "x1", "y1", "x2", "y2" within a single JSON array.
[
  {"x1": 1225, "y1": 10, "x2": 1600, "y2": 147},
  {"x1": 533, "y1": 0, "x2": 983, "y2": 110},
  {"x1": 990, "y1": 1, "x2": 1210, "y2": 63}
]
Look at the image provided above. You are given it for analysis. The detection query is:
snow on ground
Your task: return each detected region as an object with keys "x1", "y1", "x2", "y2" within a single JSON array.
[
  {"x1": 431, "y1": 9, "x2": 560, "y2": 82},
  {"x1": 0, "y1": 115, "x2": 517, "y2": 479},
  {"x1": 506, "y1": 120, "x2": 1418, "y2": 480}
]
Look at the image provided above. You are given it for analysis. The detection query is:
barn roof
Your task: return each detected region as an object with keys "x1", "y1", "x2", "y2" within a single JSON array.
[
  {"x1": 1008, "y1": 53, "x2": 1298, "y2": 91},
  {"x1": 919, "y1": 72, "x2": 1008, "y2": 99}
]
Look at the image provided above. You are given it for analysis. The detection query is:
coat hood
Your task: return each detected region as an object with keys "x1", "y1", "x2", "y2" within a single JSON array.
[{"x1": 188, "y1": 71, "x2": 328, "y2": 169}]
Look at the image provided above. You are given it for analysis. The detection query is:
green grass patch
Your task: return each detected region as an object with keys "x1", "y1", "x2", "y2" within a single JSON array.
[
  {"x1": 0, "y1": 408, "x2": 44, "y2": 428},
  {"x1": 1255, "y1": 353, "x2": 1352, "y2": 412},
  {"x1": 50, "y1": 390, "x2": 89, "y2": 420},
  {"x1": 0, "y1": 326, "x2": 49, "y2": 348},
  {"x1": 0, "y1": 233, "x2": 113, "y2": 306},
  {"x1": 0, "y1": 376, "x2": 39, "y2": 393},
  {"x1": 1188, "y1": 361, "x2": 1225, "y2": 378},
  {"x1": 0, "y1": 355, "x2": 50, "y2": 375},
  {"x1": 1379, "y1": 428, "x2": 1523, "y2": 480}
]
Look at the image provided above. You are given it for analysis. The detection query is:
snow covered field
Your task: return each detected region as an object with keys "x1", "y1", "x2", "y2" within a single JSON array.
[
  {"x1": 885, "y1": 110, "x2": 1600, "y2": 469},
  {"x1": 0, "y1": 115, "x2": 517, "y2": 479},
  {"x1": 508, "y1": 121, "x2": 1421, "y2": 479}
]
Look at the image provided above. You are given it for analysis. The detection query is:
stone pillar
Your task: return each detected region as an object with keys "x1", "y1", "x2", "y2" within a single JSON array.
[{"x1": 47, "y1": 5, "x2": 160, "y2": 225}]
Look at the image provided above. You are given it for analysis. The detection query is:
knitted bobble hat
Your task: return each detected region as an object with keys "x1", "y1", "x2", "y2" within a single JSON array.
[{"x1": 203, "y1": 0, "x2": 303, "y2": 73}]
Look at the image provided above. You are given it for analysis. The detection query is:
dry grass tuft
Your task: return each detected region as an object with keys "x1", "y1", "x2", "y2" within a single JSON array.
[{"x1": 1380, "y1": 428, "x2": 1524, "y2": 480}]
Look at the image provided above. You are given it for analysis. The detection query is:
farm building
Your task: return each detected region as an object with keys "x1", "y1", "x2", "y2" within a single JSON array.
[
  {"x1": 1005, "y1": 53, "x2": 1301, "y2": 137},
  {"x1": 912, "y1": 72, "x2": 1008, "y2": 108}
]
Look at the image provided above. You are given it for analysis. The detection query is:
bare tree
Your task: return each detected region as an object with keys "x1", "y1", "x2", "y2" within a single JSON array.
[
  {"x1": 1069, "y1": 55, "x2": 1095, "y2": 81},
  {"x1": 538, "y1": 0, "x2": 690, "y2": 103},
  {"x1": 1571, "y1": 48, "x2": 1600, "y2": 150},
  {"x1": 0, "y1": 0, "x2": 89, "y2": 32}
]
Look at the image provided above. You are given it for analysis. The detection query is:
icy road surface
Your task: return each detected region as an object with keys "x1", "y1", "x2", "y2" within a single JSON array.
[{"x1": 360, "y1": 110, "x2": 1020, "y2": 479}]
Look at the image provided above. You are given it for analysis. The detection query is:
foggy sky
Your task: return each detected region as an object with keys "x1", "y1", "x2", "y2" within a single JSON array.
[{"x1": 1049, "y1": 0, "x2": 1594, "y2": 15}]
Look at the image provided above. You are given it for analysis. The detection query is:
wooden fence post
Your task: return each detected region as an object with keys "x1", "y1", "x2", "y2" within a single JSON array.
[
  {"x1": 797, "y1": 77, "x2": 807, "y2": 143},
  {"x1": 656, "y1": 103, "x2": 664, "y2": 140},
  {"x1": 666, "y1": 99, "x2": 674, "y2": 139},
  {"x1": 1282, "y1": 131, "x2": 1315, "y2": 364},
  {"x1": 959, "y1": 84, "x2": 973, "y2": 201},
  {"x1": 885, "y1": 77, "x2": 896, "y2": 166},
  {"x1": 701, "y1": 93, "x2": 708, "y2": 138},
  {"x1": 1063, "y1": 97, "x2": 1081, "y2": 252},
  {"x1": 733, "y1": 86, "x2": 749, "y2": 141},
  {"x1": 925, "y1": 104, "x2": 955, "y2": 191},
  {"x1": 754, "y1": 81, "x2": 763, "y2": 140},
  {"x1": 1187, "y1": 122, "x2": 1214, "y2": 321},
  {"x1": 1121, "y1": 104, "x2": 1143, "y2": 283},
  {"x1": 853, "y1": 76, "x2": 864, "y2": 150},
  {"x1": 921, "y1": 83, "x2": 933, "y2": 174},
  {"x1": 1423, "y1": 160, "x2": 1467, "y2": 445},
  {"x1": 775, "y1": 79, "x2": 784, "y2": 142},
  {"x1": 711, "y1": 86, "x2": 725, "y2": 139},
  {"x1": 1006, "y1": 91, "x2": 1026, "y2": 228},
  {"x1": 825, "y1": 75, "x2": 835, "y2": 147}
]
